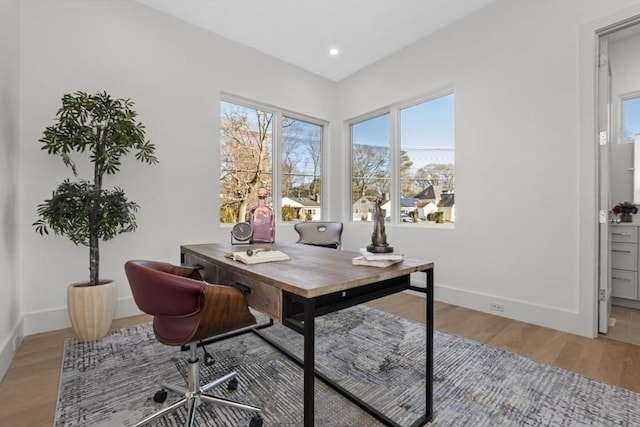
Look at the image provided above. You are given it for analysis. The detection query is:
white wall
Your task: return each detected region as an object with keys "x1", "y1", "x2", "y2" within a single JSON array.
[
  {"x1": 336, "y1": 0, "x2": 640, "y2": 337},
  {"x1": 11, "y1": 0, "x2": 640, "y2": 356},
  {"x1": 0, "y1": 0, "x2": 22, "y2": 381},
  {"x1": 18, "y1": 0, "x2": 336, "y2": 335}
]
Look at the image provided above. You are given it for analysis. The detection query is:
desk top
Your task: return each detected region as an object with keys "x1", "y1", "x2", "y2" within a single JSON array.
[{"x1": 181, "y1": 241, "x2": 433, "y2": 299}]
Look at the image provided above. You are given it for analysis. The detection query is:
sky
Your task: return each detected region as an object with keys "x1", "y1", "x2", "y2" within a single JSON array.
[
  {"x1": 623, "y1": 97, "x2": 640, "y2": 141},
  {"x1": 352, "y1": 94, "x2": 455, "y2": 171}
]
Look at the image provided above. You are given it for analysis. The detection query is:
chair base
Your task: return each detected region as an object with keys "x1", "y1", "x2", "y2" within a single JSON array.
[{"x1": 132, "y1": 345, "x2": 262, "y2": 427}]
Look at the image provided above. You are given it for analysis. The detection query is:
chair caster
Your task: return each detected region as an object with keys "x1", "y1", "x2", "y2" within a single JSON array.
[
  {"x1": 249, "y1": 414, "x2": 263, "y2": 427},
  {"x1": 204, "y1": 353, "x2": 215, "y2": 366},
  {"x1": 153, "y1": 389, "x2": 168, "y2": 403},
  {"x1": 227, "y1": 377, "x2": 238, "y2": 391}
]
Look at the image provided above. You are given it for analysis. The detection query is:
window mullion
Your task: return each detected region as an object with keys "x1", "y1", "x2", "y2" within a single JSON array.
[
  {"x1": 349, "y1": 89, "x2": 455, "y2": 225},
  {"x1": 220, "y1": 97, "x2": 325, "y2": 224},
  {"x1": 273, "y1": 110, "x2": 282, "y2": 223},
  {"x1": 390, "y1": 106, "x2": 401, "y2": 224}
]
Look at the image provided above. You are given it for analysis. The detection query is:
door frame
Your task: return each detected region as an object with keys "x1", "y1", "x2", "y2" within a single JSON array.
[
  {"x1": 577, "y1": 5, "x2": 640, "y2": 339},
  {"x1": 596, "y1": 32, "x2": 612, "y2": 335}
]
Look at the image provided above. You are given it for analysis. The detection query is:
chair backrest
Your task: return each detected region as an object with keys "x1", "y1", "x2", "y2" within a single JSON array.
[
  {"x1": 125, "y1": 260, "x2": 256, "y2": 346},
  {"x1": 125, "y1": 260, "x2": 204, "y2": 318},
  {"x1": 294, "y1": 221, "x2": 343, "y2": 249}
]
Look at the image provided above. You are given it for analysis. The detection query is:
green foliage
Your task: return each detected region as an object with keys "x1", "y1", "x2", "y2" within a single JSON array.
[
  {"x1": 40, "y1": 91, "x2": 158, "y2": 176},
  {"x1": 34, "y1": 180, "x2": 139, "y2": 245},
  {"x1": 281, "y1": 205, "x2": 297, "y2": 222},
  {"x1": 221, "y1": 206, "x2": 237, "y2": 223},
  {"x1": 34, "y1": 91, "x2": 158, "y2": 286}
]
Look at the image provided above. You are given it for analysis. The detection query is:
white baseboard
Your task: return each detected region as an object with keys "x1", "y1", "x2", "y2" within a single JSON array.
[
  {"x1": 612, "y1": 297, "x2": 640, "y2": 310},
  {"x1": 1, "y1": 298, "x2": 140, "y2": 381},
  {"x1": 22, "y1": 288, "x2": 595, "y2": 339},
  {"x1": 6, "y1": 283, "x2": 595, "y2": 382},
  {"x1": 434, "y1": 284, "x2": 595, "y2": 338},
  {"x1": 0, "y1": 317, "x2": 24, "y2": 382},
  {"x1": 388, "y1": 278, "x2": 593, "y2": 338},
  {"x1": 23, "y1": 297, "x2": 142, "y2": 336}
]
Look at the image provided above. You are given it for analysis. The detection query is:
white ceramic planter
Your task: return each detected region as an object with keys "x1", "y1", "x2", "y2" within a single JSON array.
[{"x1": 67, "y1": 280, "x2": 116, "y2": 342}]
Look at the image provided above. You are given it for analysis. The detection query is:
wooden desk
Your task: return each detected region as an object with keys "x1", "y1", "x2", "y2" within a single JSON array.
[{"x1": 181, "y1": 241, "x2": 434, "y2": 427}]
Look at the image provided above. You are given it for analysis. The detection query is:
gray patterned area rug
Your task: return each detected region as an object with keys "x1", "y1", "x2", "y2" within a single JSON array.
[{"x1": 55, "y1": 305, "x2": 640, "y2": 427}]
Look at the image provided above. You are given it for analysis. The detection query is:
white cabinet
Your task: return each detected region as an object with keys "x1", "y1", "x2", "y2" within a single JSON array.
[{"x1": 611, "y1": 225, "x2": 639, "y2": 300}]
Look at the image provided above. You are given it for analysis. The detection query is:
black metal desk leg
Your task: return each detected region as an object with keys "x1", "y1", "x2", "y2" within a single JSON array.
[
  {"x1": 426, "y1": 268, "x2": 434, "y2": 421},
  {"x1": 303, "y1": 298, "x2": 315, "y2": 427}
]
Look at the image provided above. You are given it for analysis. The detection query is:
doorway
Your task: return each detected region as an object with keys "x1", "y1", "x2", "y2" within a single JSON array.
[{"x1": 597, "y1": 19, "x2": 640, "y2": 344}]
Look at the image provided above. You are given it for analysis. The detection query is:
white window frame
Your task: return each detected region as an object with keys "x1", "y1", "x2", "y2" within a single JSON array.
[
  {"x1": 220, "y1": 93, "x2": 328, "y2": 224},
  {"x1": 347, "y1": 86, "x2": 455, "y2": 225}
]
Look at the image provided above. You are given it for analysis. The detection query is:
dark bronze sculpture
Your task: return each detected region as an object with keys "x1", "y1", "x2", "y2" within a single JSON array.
[{"x1": 366, "y1": 197, "x2": 394, "y2": 253}]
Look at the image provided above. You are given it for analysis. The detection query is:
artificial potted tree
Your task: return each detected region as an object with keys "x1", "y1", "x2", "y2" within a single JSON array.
[{"x1": 34, "y1": 91, "x2": 158, "y2": 342}]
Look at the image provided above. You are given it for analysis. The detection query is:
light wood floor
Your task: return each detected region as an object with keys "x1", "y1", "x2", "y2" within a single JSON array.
[
  {"x1": 1, "y1": 294, "x2": 638, "y2": 426},
  {"x1": 606, "y1": 304, "x2": 640, "y2": 346}
]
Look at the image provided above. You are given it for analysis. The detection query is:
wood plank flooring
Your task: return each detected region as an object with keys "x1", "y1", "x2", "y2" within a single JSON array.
[
  {"x1": 366, "y1": 293, "x2": 640, "y2": 393},
  {"x1": 0, "y1": 294, "x2": 638, "y2": 426},
  {"x1": 607, "y1": 304, "x2": 640, "y2": 346}
]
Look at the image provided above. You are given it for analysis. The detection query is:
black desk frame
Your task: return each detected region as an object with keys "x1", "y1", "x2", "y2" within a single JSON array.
[
  {"x1": 182, "y1": 245, "x2": 433, "y2": 427},
  {"x1": 253, "y1": 268, "x2": 434, "y2": 427}
]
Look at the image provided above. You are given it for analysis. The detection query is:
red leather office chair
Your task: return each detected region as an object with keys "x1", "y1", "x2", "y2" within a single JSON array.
[
  {"x1": 294, "y1": 221, "x2": 343, "y2": 249},
  {"x1": 124, "y1": 260, "x2": 263, "y2": 427}
]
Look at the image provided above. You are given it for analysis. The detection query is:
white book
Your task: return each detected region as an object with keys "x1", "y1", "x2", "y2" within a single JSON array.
[
  {"x1": 225, "y1": 250, "x2": 290, "y2": 265},
  {"x1": 352, "y1": 256, "x2": 402, "y2": 268},
  {"x1": 359, "y1": 248, "x2": 404, "y2": 261}
]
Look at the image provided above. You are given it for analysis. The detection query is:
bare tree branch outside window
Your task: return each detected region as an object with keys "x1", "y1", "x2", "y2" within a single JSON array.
[
  {"x1": 282, "y1": 117, "x2": 322, "y2": 221},
  {"x1": 220, "y1": 100, "x2": 324, "y2": 223},
  {"x1": 351, "y1": 93, "x2": 454, "y2": 223},
  {"x1": 220, "y1": 101, "x2": 273, "y2": 223}
]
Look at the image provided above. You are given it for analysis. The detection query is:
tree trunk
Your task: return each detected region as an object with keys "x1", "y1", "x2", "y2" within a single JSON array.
[
  {"x1": 238, "y1": 200, "x2": 248, "y2": 223},
  {"x1": 90, "y1": 127, "x2": 104, "y2": 286},
  {"x1": 89, "y1": 227, "x2": 99, "y2": 286}
]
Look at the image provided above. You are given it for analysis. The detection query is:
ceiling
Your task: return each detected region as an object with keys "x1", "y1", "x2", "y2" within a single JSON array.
[{"x1": 136, "y1": 0, "x2": 496, "y2": 81}]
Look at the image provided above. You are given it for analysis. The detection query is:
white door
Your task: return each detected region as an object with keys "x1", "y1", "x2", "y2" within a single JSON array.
[{"x1": 597, "y1": 34, "x2": 612, "y2": 334}]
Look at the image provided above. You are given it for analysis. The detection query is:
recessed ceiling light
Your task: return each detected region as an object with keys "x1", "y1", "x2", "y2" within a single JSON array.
[{"x1": 329, "y1": 48, "x2": 339, "y2": 56}]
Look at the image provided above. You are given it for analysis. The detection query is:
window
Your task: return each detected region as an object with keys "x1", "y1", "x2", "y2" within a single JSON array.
[
  {"x1": 622, "y1": 95, "x2": 640, "y2": 143},
  {"x1": 351, "y1": 113, "x2": 390, "y2": 221},
  {"x1": 400, "y1": 94, "x2": 455, "y2": 223},
  {"x1": 220, "y1": 100, "x2": 273, "y2": 223},
  {"x1": 350, "y1": 91, "x2": 455, "y2": 224},
  {"x1": 282, "y1": 117, "x2": 323, "y2": 221},
  {"x1": 220, "y1": 98, "x2": 325, "y2": 223}
]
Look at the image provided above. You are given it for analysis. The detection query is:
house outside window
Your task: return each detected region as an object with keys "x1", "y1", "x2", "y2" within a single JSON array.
[
  {"x1": 350, "y1": 90, "x2": 455, "y2": 224},
  {"x1": 351, "y1": 113, "x2": 390, "y2": 221},
  {"x1": 220, "y1": 97, "x2": 325, "y2": 224},
  {"x1": 281, "y1": 116, "x2": 323, "y2": 222}
]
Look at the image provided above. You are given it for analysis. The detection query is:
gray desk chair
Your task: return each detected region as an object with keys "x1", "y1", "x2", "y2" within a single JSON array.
[{"x1": 294, "y1": 221, "x2": 343, "y2": 249}]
